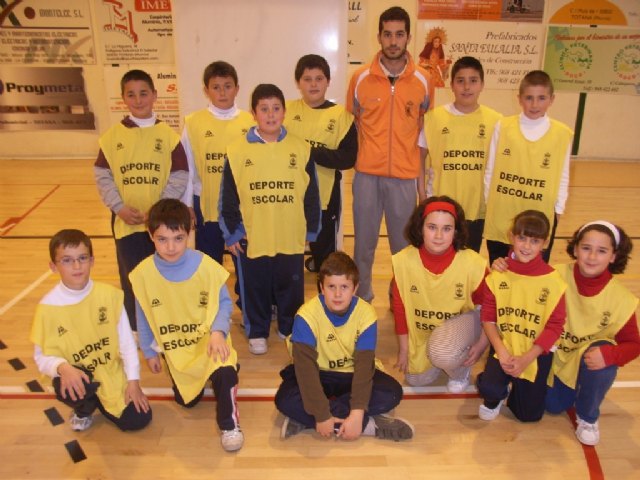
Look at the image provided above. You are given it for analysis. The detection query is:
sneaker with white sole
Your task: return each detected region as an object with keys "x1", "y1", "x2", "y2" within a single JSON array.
[
  {"x1": 248, "y1": 338, "x2": 268, "y2": 355},
  {"x1": 447, "y1": 368, "x2": 471, "y2": 393},
  {"x1": 363, "y1": 414, "x2": 414, "y2": 441},
  {"x1": 69, "y1": 412, "x2": 93, "y2": 431},
  {"x1": 221, "y1": 427, "x2": 244, "y2": 452},
  {"x1": 575, "y1": 416, "x2": 600, "y2": 446},
  {"x1": 280, "y1": 416, "x2": 307, "y2": 439},
  {"x1": 478, "y1": 400, "x2": 504, "y2": 421},
  {"x1": 405, "y1": 367, "x2": 441, "y2": 386}
]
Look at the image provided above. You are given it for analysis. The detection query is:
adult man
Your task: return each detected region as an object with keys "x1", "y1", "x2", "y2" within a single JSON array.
[{"x1": 346, "y1": 6, "x2": 432, "y2": 302}]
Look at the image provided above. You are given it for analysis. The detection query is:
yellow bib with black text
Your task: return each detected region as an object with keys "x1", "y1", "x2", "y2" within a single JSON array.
[
  {"x1": 285, "y1": 100, "x2": 354, "y2": 209},
  {"x1": 487, "y1": 269, "x2": 566, "y2": 382},
  {"x1": 30, "y1": 283, "x2": 128, "y2": 417},
  {"x1": 226, "y1": 134, "x2": 311, "y2": 258},
  {"x1": 129, "y1": 254, "x2": 237, "y2": 404},
  {"x1": 100, "y1": 122, "x2": 179, "y2": 239},
  {"x1": 392, "y1": 247, "x2": 486, "y2": 374},
  {"x1": 185, "y1": 110, "x2": 254, "y2": 222},
  {"x1": 552, "y1": 263, "x2": 638, "y2": 388}
]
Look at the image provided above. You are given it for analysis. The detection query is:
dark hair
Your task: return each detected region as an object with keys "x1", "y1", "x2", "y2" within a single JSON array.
[
  {"x1": 120, "y1": 69, "x2": 155, "y2": 95},
  {"x1": 318, "y1": 251, "x2": 359, "y2": 287},
  {"x1": 294, "y1": 54, "x2": 331, "y2": 82},
  {"x1": 251, "y1": 83, "x2": 285, "y2": 111},
  {"x1": 378, "y1": 6, "x2": 410, "y2": 36},
  {"x1": 511, "y1": 210, "x2": 550, "y2": 240},
  {"x1": 419, "y1": 37, "x2": 444, "y2": 60},
  {"x1": 404, "y1": 196, "x2": 468, "y2": 251},
  {"x1": 147, "y1": 199, "x2": 191, "y2": 235},
  {"x1": 566, "y1": 223, "x2": 633, "y2": 274},
  {"x1": 519, "y1": 70, "x2": 554, "y2": 96},
  {"x1": 451, "y1": 56, "x2": 484, "y2": 83},
  {"x1": 49, "y1": 229, "x2": 93, "y2": 262},
  {"x1": 203, "y1": 61, "x2": 238, "y2": 87}
]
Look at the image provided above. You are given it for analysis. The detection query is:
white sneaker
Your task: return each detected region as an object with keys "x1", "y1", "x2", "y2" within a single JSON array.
[
  {"x1": 447, "y1": 368, "x2": 471, "y2": 393},
  {"x1": 405, "y1": 367, "x2": 440, "y2": 386},
  {"x1": 576, "y1": 416, "x2": 600, "y2": 446},
  {"x1": 220, "y1": 427, "x2": 244, "y2": 452},
  {"x1": 478, "y1": 400, "x2": 504, "y2": 421},
  {"x1": 248, "y1": 338, "x2": 268, "y2": 355},
  {"x1": 69, "y1": 412, "x2": 93, "y2": 431}
]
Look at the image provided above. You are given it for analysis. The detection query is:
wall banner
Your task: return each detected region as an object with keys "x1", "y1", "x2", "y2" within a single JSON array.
[
  {"x1": 347, "y1": 0, "x2": 367, "y2": 64},
  {"x1": 0, "y1": 0, "x2": 95, "y2": 65},
  {"x1": 0, "y1": 66, "x2": 95, "y2": 130},
  {"x1": 96, "y1": 0, "x2": 174, "y2": 64},
  {"x1": 548, "y1": 0, "x2": 640, "y2": 27},
  {"x1": 544, "y1": 26, "x2": 640, "y2": 95},
  {"x1": 416, "y1": 20, "x2": 544, "y2": 89},
  {"x1": 418, "y1": 0, "x2": 545, "y2": 23},
  {"x1": 104, "y1": 64, "x2": 179, "y2": 130}
]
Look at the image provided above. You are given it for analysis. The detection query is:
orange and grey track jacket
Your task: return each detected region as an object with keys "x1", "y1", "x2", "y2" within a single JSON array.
[{"x1": 347, "y1": 52, "x2": 431, "y2": 179}]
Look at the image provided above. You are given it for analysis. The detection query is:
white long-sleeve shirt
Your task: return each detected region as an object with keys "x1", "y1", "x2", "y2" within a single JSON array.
[{"x1": 33, "y1": 280, "x2": 140, "y2": 381}]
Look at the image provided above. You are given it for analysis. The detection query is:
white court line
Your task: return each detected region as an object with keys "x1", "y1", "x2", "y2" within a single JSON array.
[{"x1": 0, "y1": 270, "x2": 52, "y2": 316}]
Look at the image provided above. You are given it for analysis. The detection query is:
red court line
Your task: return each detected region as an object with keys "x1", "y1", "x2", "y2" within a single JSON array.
[
  {"x1": 0, "y1": 185, "x2": 60, "y2": 235},
  {"x1": 566, "y1": 407, "x2": 605, "y2": 480}
]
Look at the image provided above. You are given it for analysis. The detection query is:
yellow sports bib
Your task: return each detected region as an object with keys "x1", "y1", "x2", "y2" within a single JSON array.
[
  {"x1": 487, "y1": 268, "x2": 566, "y2": 382},
  {"x1": 484, "y1": 115, "x2": 573, "y2": 243},
  {"x1": 392, "y1": 247, "x2": 486, "y2": 374},
  {"x1": 288, "y1": 296, "x2": 382, "y2": 372},
  {"x1": 425, "y1": 105, "x2": 501, "y2": 220},
  {"x1": 100, "y1": 122, "x2": 179, "y2": 239},
  {"x1": 285, "y1": 100, "x2": 354, "y2": 209},
  {"x1": 30, "y1": 283, "x2": 128, "y2": 417},
  {"x1": 551, "y1": 263, "x2": 638, "y2": 388},
  {"x1": 226, "y1": 134, "x2": 311, "y2": 258},
  {"x1": 185, "y1": 109, "x2": 254, "y2": 222},
  {"x1": 129, "y1": 254, "x2": 237, "y2": 403}
]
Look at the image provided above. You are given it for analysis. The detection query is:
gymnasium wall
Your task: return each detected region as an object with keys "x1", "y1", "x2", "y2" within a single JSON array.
[{"x1": 0, "y1": 0, "x2": 637, "y2": 160}]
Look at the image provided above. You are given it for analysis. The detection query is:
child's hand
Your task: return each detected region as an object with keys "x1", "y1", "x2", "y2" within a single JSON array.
[
  {"x1": 463, "y1": 336, "x2": 489, "y2": 367},
  {"x1": 117, "y1": 205, "x2": 145, "y2": 225},
  {"x1": 491, "y1": 257, "x2": 509, "y2": 273},
  {"x1": 207, "y1": 331, "x2": 230, "y2": 362},
  {"x1": 146, "y1": 356, "x2": 162, "y2": 374},
  {"x1": 504, "y1": 354, "x2": 533, "y2": 378},
  {"x1": 394, "y1": 350, "x2": 409, "y2": 373},
  {"x1": 584, "y1": 346, "x2": 606, "y2": 370},
  {"x1": 125, "y1": 380, "x2": 150, "y2": 413},
  {"x1": 57, "y1": 363, "x2": 90, "y2": 401},
  {"x1": 496, "y1": 349, "x2": 515, "y2": 371},
  {"x1": 336, "y1": 409, "x2": 364, "y2": 441},
  {"x1": 227, "y1": 241, "x2": 244, "y2": 256},
  {"x1": 316, "y1": 417, "x2": 339, "y2": 438}
]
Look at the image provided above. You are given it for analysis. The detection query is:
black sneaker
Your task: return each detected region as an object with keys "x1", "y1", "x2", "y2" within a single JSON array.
[
  {"x1": 304, "y1": 257, "x2": 317, "y2": 273},
  {"x1": 371, "y1": 414, "x2": 414, "y2": 441},
  {"x1": 280, "y1": 416, "x2": 307, "y2": 439}
]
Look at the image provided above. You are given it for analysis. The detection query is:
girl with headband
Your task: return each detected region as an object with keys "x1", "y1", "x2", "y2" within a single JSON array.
[
  {"x1": 477, "y1": 209, "x2": 566, "y2": 423},
  {"x1": 391, "y1": 196, "x2": 488, "y2": 393},
  {"x1": 546, "y1": 221, "x2": 639, "y2": 445}
]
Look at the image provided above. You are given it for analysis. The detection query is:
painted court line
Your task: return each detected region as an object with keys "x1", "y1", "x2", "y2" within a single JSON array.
[
  {"x1": 0, "y1": 184, "x2": 60, "y2": 236},
  {"x1": 0, "y1": 270, "x2": 52, "y2": 316}
]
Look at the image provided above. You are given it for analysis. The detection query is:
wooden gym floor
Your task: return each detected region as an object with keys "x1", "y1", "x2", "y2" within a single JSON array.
[{"x1": 0, "y1": 159, "x2": 639, "y2": 479}]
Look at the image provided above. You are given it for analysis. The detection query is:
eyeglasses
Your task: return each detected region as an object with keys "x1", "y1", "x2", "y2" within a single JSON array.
[{"x1": 56, "y1": 254, "x2": 92, "y2": 266}]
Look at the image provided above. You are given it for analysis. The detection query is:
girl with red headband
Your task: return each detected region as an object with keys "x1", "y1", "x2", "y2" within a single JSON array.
[
  {"x1": 546, "y1": 221, "x2": 639, "y2": 445},
  {"x1": 477, "y1": 209, "x2": 566, "y2": 423},
  {"x1": 391, "y1": 196, "x2": 488, "y2": 393}
]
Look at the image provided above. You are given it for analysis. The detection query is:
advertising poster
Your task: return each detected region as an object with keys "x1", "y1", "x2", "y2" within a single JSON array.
[
  {"x1": 0, "y1": 0, "x2": 95, "y2": 65},
  {"x1": 96, "y1": 0, "x2": 174, "y2": 64},
  {"x1": 104, "y1": 64, "x2": 179, "y2": 130},
  {"x1": 348, "y1": 0, "x2": 367, "y2": 64},
  {"x1": 417, "y1": 0, "x2": 545, "y2": 23},
  {"x1": 416, "y1": 20, "x2": 544, "y2": 89},
  {"x1": 544, "y1": 26, "x2": 640, "y2": 95},
  {"x1": 548, "y1": 0, "x2": 640, "y2": 27},
  {"x1": 0, "y1": 66, "x2": 95, "y2": 130}
]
